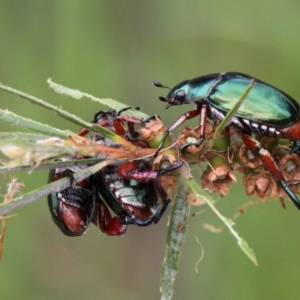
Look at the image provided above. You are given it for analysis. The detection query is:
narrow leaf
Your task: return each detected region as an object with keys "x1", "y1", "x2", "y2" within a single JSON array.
[
  {"x1": 0, "y1": 82, "x2": 134, "y2": 150},
  {"x1": 47, "y1": 78, "x2": 149, "y2": 119},
  {"x1": 0, "y1": 109, "x2": 72, "y2": 137},
  {"x1": 213, "y1": 79, "x2": 255, "y2": 141}
]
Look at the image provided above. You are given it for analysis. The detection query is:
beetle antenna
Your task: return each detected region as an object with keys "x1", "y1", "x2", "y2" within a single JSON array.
[
  {"x1": 159, "y1": 96, "x2": 168, "y2": 102},
  {"x1": 152, "y1": 80, "x2": 171, "y2": 90}
]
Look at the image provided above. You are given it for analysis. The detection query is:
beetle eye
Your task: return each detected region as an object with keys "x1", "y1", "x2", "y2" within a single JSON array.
[{"x1": 174, "y1": 90, "x2": 186, "y2": 103}]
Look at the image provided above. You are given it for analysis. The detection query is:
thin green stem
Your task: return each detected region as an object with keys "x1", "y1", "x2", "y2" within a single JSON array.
[{"x1": 160, "y1": 177, "x2": 189, "y2": 300}]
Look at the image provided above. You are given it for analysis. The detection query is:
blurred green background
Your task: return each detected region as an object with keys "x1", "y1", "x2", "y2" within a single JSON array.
[{"x1": 1, "y1": 1, "x2": 300, "y2": 299}]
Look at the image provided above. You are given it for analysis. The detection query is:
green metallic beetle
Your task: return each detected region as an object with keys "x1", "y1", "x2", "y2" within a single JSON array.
[{"x1": 153, "y1": 72, "x2": 300, "y2": 210}]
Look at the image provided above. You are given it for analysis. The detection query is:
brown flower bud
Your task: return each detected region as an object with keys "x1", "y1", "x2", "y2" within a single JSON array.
[
  {"x1": 238, "y1": 143, "x2": 262, "y2": 169},
  {"x1": 202, "y1": 164, "x2": 237, "y2": 196},
  {"x1": 279, "y1": 153, "x2": 300, "y2": 181},
  {"x1": 139, "y1": 116, "x2": 166, "y2": 143},
  {"x1": 178, "y1": 125, "x2": 213, "y2": 157},
  {"x1": 244, "y1": 173, "x2": 278, "y2": 199}
]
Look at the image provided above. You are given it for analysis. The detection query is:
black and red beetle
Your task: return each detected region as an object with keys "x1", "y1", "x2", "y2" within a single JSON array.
[{"x1": 47, "y1": 108, "x2": 182, "y2": 236}]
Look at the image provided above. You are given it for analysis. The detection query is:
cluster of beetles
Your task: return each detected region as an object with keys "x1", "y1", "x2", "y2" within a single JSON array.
[{"x1": 48, "y1": 72, "x2": 300, "y2": 237}]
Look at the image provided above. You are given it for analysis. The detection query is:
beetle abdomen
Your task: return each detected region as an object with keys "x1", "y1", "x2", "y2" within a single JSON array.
[{"x1": 209, "y1": 74, "x2": 300, "y2": 127}]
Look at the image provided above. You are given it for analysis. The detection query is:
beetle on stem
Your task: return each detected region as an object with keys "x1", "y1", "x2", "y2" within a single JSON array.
[
  {"x1": 48, "y1": 108, "x2": 183, "y2": 236},
  {"x1": 153, "y1": 72, "x2": 300, "y2": 210}
]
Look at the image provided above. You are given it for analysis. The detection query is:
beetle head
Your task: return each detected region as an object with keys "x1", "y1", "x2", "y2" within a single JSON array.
[
  {"x1": 153, "y1": 79, "x2": 190, "y2": 108},
  {"x1": 153, "y1": 80, "x2": 187, "y2": 108},
  {"x1": 160, "y1": 90, "x2": 186, "y2": 109}
]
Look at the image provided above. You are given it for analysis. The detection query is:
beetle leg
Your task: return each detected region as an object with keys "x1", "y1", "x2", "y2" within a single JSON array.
[
  {"x1": 121, "y1": 213, "x2": 158, "y2": 226},
  {"x1": 118, "y1": 159, "x2": 183, "y2": 181},
  {"x1": 116, "y1": 106, "x2": 140, "y2": 116},
  {"x1": 114, "y1": 115, "x2": 143, "y2": 136},
  {"x1": 290, "y1": 141, "x2": 300, "y2": 154},
  {"x1": 241, "y1": 133, "x2": 300, "y2": 210},
  {"x1": 154, "y1": 107, "x2": 202, "y2": 157},
  {"x1": 49, "y1": 169, "x2": 77, "y2": 187},
  {"x1": 143, "y1": 115, "x2": 159, "y2": 124},
  {"x1": 97, "y1": 198, "x2": 127, "y2": 236},
  {"x1": 77, "y1": 107, "x2": 143, "y2": 138},
  {"x1": 157, "y1": 159, "x2": 184, "y2": 175},
  {"x1": 181, "y1": 104, "x2": 208, "y2": 154}
]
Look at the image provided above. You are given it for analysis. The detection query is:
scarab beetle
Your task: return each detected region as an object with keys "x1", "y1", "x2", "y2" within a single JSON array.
[
  {"x1": 47, "y1": 164, "x2": 97, "y2": 236},
  {"x1": 153, "y1": 72, "x2": 300, "y2": 210},
  {"x1": 91, "y1": 158, "x2": 182, "y2": 230},
  {"x1": 48, "y1": 108, "x2": 182, "y2": 236},
  {"x1": 48, "y1": 158, "x2": 181, "y2": 236}
]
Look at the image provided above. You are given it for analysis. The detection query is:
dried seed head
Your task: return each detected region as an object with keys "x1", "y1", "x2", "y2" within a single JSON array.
[
  {"x1": 153, "y1": 154, "x2": 177, "y2": 170},
  {"x1": 178, "y1": 125, "x2": 213, "y2": 156},
  {"x1": 279, "y1": 153, "x2": 300, "y2": 181},
  {"x1": 5, "y1": 177, "x2": 25, "y2": 202},
  {"x1": 239, "y1": 143, "x2": 262, "y2": 169},
  {"x1": 201, "y1": 164, "x2": 237, "y2": 196},
  {"x1": 139, "y1": 115, "x2": 165, "y2": 142},
  {"x1": 244, "y1": 173, "x2": 278, "y2": 199}
]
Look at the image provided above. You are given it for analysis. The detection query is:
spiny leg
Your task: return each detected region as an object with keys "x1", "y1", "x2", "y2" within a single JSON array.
[
  {"x1": 154, "y1": 107, "x2": 203, "y2": 157},
  {"x1": 241, "y1": 133, "x2": 300, "y2": 210},
  {"x1": 181, "y1": 104, "x2": 209, "y2": 153}
]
